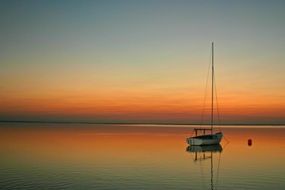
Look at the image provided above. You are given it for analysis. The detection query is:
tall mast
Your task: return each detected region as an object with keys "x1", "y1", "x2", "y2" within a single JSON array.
[{"x1": 211, "y1": 42, "x2": 214, "y2": 133}]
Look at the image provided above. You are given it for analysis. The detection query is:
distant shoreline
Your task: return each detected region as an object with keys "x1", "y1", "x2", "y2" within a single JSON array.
[{"x1": 0, "y1": 120, "x2": 284, "y2": 126}]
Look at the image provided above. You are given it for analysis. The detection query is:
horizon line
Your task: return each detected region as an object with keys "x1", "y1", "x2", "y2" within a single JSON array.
[{"x1": 0, "y1": 120, "x2": 284, "y2": 126}]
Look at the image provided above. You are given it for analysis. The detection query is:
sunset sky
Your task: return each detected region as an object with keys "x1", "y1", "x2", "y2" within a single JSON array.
[{"x1": 0, "y1": 0, "x2": 284, "y2": 124}]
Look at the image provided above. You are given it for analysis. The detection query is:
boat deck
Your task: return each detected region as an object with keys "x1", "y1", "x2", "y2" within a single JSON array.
[{"x1": 193, "y1": 128, "x2": 213, "y2": 136}]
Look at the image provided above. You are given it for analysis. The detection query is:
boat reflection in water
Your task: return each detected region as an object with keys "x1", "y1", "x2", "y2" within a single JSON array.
[{"x1": 186, "y1": 145, "x2": 223, "y2": 190}]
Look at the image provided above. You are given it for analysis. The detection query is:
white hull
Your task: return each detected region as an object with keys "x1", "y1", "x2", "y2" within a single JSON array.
[{"x1": 186, "y1": 132, "x2": 223, "y2": 146}]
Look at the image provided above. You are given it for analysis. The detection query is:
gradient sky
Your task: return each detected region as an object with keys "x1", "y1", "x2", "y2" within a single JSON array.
[{"x1": 0, "y1": 0, "x2": 284, "y2": 124}]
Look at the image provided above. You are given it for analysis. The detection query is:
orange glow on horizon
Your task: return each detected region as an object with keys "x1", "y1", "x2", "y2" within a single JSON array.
[{"x1": 0, "y1": 87, "x2": 284, "y2": 123}]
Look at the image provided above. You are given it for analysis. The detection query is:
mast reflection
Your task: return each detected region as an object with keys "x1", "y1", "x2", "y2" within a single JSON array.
[{"x1": 186, "y1": 145, "x2": 223, "y2": 190}]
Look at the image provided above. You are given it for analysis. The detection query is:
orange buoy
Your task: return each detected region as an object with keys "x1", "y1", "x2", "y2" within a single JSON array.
[{"x1": 248, "y1": 139, "x2": 252, "y2": 146}]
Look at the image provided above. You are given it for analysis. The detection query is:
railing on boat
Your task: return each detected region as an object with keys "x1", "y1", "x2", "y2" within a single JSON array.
[{"x1": 193, "y1": 128, "x2": 213, "y2": 136}]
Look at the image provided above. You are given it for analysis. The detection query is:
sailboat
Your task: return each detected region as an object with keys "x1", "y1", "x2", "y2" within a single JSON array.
[{"x1": 186, "y1": 42, "x2": 223, "y2": 146}]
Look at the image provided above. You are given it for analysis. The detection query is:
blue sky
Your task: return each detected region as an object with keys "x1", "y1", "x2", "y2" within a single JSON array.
[{"x1": 0, "y1": 0, "x2": 284, "y2": 124}]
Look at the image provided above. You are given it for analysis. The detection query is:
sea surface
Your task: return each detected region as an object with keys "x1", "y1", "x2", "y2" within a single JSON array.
[{"x1": 0, "y1": 123, "x2": 285, "y2": 190}]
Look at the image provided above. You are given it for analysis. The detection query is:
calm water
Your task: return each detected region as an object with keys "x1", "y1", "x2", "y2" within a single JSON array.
[{"x1": 0, "y1": 123, "x2": 285, "y2": 190}]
